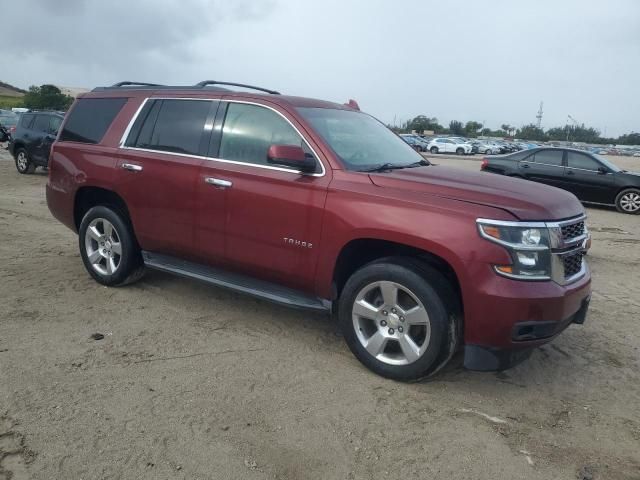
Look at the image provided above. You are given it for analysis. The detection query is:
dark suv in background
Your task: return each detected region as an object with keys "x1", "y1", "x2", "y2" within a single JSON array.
[{"x1": 9, "y1": 111, "x2": 65, "y2": 173}]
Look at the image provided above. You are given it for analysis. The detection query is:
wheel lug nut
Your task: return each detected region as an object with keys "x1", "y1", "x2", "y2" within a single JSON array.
[
  {"x1": 391, "y1": 308, "x2": 397, "y2": 314},
  {"x1": 400, "y1": 316, "x2": 405, "y2": 322},
  {"x1": 382, "y1": 310, "x2": 388, "y2": 316},
  {"x1": 388, "y1": 328, "x2": 394, "y2": 334},
  {"x1": 398, "y1": 326, "x2": 403, "y2": 333},
  {"x1": 380, "y1": 320, "x2": 387, "y2": 327}
]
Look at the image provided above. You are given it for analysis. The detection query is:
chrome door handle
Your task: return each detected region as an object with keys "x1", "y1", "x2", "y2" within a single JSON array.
[
  {"x1": 122, "y1": 163, "x2": 143, "y2": 172},
  {"x1": 205, "y1": 177, "x2": 232, "y2": 188}
]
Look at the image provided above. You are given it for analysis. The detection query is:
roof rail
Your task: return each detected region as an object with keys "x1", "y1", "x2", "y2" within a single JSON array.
[
  {"x1": 196, "y1": 80, "x2": 280, "y2": 95},
  {"x1": 111, "y1": 81, "x2": 164, "y2": 87}
]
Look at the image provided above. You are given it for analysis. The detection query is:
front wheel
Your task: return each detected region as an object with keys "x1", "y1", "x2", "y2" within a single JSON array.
[
  {"x1": 430, "y1": 146, "x2": 439, "y2": 154},
  {"x1": 79, "y1": 206, "x2": 145, "y2": 286},
  {"x1": 455, "y1": 148, "x2": 465, "y2": 155},
  {"x1": 338, "y1": 258, "x2": 459, "y2": 381},
  {"x1": 615, "y1": 188, "x2": 640, "y2": 214},
  {"x1": 15, "y1": 148, "x2": 35, "y2": 174}
]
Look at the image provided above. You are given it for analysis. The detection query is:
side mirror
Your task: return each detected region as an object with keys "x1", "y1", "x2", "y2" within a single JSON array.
[
  {"x1": 267, "y1": 145, "x2": 316, "y2": 173},
  {"x1": 597, "y1": 166, "x2": 609, "y2": 175}
]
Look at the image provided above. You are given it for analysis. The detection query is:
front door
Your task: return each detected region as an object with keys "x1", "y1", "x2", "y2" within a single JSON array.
[
  {"x1": 116, "y1": 98, "x2": 218, "y2": 258},
  {"x1": 564, "y1": 151, "x2": 615, "y2": 203},
  {"x1": 197, "y1": 100, "x2": 330, "y2": 293}
]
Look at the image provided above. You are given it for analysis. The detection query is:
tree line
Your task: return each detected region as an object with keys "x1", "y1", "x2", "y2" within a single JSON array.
[
  {"x1": 391, "y1": 115, "x2": 640, "y2": 146},
  {"x1": 0, "y1": 84, "x2": 74, "y2": 111}
]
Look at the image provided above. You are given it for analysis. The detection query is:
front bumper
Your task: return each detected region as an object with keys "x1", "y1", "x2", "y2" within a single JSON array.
[{"x1": 464, "y1": 295, "x2": 590, "y2": 371}]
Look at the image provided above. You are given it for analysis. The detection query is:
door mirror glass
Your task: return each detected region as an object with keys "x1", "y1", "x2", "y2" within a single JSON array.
[{"x1": 267, "y1": 145, "x2": 316, "y2": 173}]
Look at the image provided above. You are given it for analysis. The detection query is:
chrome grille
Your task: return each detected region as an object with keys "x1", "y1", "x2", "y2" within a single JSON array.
[
  {"x1": 561, "y1": 221, "x2": 585, "y2": 241},
  {"x1": 563, "y1": 251, "x2": 584, "y2": 278}
]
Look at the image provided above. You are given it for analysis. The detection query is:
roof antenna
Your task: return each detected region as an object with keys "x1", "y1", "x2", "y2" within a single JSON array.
[{"x1": 345, "y1": 99, "x2": 360, "y2": 111}]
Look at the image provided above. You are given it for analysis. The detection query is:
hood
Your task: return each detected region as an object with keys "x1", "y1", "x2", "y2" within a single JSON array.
[{"x1": 369, "y1": 166, "x2": 584, "y2": 221}]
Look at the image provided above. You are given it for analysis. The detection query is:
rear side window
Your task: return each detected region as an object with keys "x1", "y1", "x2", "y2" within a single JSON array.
[
  {"x1": 21, "y1": 114, "x2": 35, "y2": 129},
  {"x1": 49, "y1": 116, "x2": 62, "y2": 135},
  {"x1": 33, "y1": 115, "x2": 50, "y2": 132},
  {"x1": 126, "y1": 99, "x2": 212, "y2": 156},
  {"x1": 532, "y1": 150, "x2": 563, "y2": 166},
  {"x1": 60, "y1": 98, "x2": 127, "y2": 144}
]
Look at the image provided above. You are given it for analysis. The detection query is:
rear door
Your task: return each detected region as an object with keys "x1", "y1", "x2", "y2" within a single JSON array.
[
  {"x1": 564, "y1": 151, "x2": 615, "y2": 203},
  {"x1": 32, "y1": 115, "x2": 62, "y2": 164},
  {"x1": 29, "y1": 114, "x2": 50, "y2": 163},
  {"x1": 197, "y1": 100, "x2": 330, "y2": 292},
  {"x1": 117, "y1": 98, "x2": 218, "y2": 258},
  {"x1": 519, "y1": 149, "x2": 566, "y2": 189}
]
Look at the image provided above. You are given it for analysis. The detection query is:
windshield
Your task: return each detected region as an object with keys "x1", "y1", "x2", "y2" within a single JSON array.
[
  {"x1": 0, "y1": 114, "x2": 18, "y2": 127},
  {"x1": 297, "y1": 107, "x2": 425, "y2": 170},
  {"x1": 593, "y1": 153, "x2": 621, "y2": 172}
]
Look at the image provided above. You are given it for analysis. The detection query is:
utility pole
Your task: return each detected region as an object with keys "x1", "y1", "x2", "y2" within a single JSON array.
[{"x1": 536, "y1": 101, "x2": 543, "y2": 129}]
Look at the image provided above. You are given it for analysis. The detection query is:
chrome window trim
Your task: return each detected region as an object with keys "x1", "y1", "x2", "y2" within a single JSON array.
[
  {"x1": 565, "y1": 166, "x2": 611, "y2": 174},
  {"x1": 119, "y1": 97, "x2": 326, "y2": 178}
]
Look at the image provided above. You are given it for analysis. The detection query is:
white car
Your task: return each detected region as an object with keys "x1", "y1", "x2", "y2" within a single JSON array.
[
  {"x1": 475, "y1": 140, "x2": 501, "y2": 155},
  {"x1": 427, "y1": 137, "x2": 473, "y2": 155}
]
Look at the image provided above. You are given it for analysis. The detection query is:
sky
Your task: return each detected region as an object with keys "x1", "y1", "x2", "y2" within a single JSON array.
[{"x1": 3, "y1": 0, "x2": 639, "y2": 136}]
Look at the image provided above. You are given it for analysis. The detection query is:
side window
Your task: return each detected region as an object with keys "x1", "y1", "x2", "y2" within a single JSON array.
[
  {"x1": 567, "y1": 152, "x2": 600, "y2": 171},
  {"x1": 21, "y1": 114, "x2": 35, "y2": 129},
  {"x1": 532, "y1": 150, "x2": 563, "y2": 166},
  {"x1": 33, "y1": 115, "x2": 50, "y2": 133},
  {"x1": 219, "y1": 103, "x2": 311, "y2": 168},
  {"x1": 60, "y1": 98, "x2": 127, "y2": 144},
  {"x1": 49, "y1": 116, "x2": 62, "y2": 135},
  {"x1": 129, "y1": 99, "x2": 211, "y2": 156}
]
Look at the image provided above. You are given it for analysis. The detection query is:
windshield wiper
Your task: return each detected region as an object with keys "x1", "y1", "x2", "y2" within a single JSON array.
[{"x1": 358, "y1": 159, "x2": 430, "y2": 173}]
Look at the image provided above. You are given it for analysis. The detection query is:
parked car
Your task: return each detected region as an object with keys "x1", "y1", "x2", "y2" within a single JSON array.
[
  {"x1": 399, "y1": 134, "x2": 428, "y2": 152},
  {"x1": 481, "y1": 147, "x2": 640, "y2": 214},
  {"x1": 0, "y1": 110, "x2": 19, "y2": 140},
  {"x1": 427, "y1": 137, "x2": 473, "y2": 155},
  {"x1": 46, "y1": 81, "x2": 591, "y2": 380},
  {"x1": 8, "y1": 111, "x2": 64, "y2": 173},
  {"x1": 474, "y1": 140, "x2": 501, "y2": 155}
]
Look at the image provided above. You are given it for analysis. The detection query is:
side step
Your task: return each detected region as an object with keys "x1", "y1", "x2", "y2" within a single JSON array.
[{"x1": 142, "y1": 251, "x2": 331, "y2": 313}]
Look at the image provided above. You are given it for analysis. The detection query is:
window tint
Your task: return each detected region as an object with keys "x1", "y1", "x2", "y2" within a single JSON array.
[
  {"x1": 60, "y1": 98, "x2": 127, "y2": 144},
  {"x1": 219, "y1": 103, "x2": 308, "y2": 167},
  {"x1": 567, "y1": 152, "x2": 600, "y2": 171},
  {"x1": 49, "y1": 116, "x2": 62, "y2": 135},
  {"x1": 130, "y1": 99, "x2": 211, "y2": 156},
  {"x1": 532, "y1": 150, "x2": 563, "y2": 166},
  {"x1": 33, "y1": 115, "x2": 50, "y2": 132},
  {"x1": 21, "y1": 114, "x2": 35, "y2": 129}
]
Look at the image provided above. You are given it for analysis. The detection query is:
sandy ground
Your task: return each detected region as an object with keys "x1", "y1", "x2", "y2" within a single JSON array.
[{"x1": 1, "y1": 148, "x2": 639, "y2": 480}]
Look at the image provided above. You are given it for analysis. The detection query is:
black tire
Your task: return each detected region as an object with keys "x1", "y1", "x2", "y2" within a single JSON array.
[
  {"x1": 78, "y1": 206, "x2": 145, "y2": 286},
  {"x1": 430, "y1": 146, "x2": 439, "y2": 154},
  {"x1": 456, "y1": 148, "x2": 464, "y2": 155},
  {"x1": 338, "y1": 257, "x2": 459, "y2": 381},
  {"x1": 15, "y1": 148, "x2": 35, "y2": 174},
  {"x1": 615, "y1": 188, "x2": 640, "y2": 214}
]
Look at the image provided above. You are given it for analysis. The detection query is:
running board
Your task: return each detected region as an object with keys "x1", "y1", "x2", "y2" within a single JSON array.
[{"x1": 142, "y1": 251, "x2": 331, "y2": 313}]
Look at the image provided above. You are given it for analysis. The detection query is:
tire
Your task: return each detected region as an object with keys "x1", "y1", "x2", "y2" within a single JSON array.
[
  {"x1": 78, "y1": 206, "x2": 145, "y2": 286},
  {"x1": 455, "y1": 148, "x2": 464, "y2": 155},
  {"x1": 338, "y1": 257, "x2": 459, "y2": 381},
  {"x1": 430, "y1": 146, "x2": 439, "y2": 154},
  {"x1": 615, "y1": 188, "x2": 640, "y2": 214},
  {"x1": 15, "y1": 148, "x2": 35, "y2": 174}
]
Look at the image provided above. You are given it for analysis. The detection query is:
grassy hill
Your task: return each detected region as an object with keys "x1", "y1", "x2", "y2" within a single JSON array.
[{"x1": 0, "y1": 81, "x2": 25, "y2": 109}]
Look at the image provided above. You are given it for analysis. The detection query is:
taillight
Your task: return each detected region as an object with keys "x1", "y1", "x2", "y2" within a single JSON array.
[
  {"x1": 481, "y1": 158, "x2": 488, "y2": 170},
  {"x1": 9, "y1": 126, "x2": 16, "y2": 134}
]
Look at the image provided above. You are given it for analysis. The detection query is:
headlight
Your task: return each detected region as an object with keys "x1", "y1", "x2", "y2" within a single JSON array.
[{"x1": 477, "y1": 219, "x2": 552, "y2": 280}]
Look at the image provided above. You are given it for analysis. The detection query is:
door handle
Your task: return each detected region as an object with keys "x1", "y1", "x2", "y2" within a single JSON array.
[
  {"x1": 205, "y1": 177, "x2": 232, "y2": 188},
  {"x1": 567, "y1": 170, "x2": 574, "y2": 175},
  {"x1": 122, "y1": 163, "x2": 143, "y2": 172},
  {"x1": 521, "y1": 163, "x2": 530, "y2": 169}
]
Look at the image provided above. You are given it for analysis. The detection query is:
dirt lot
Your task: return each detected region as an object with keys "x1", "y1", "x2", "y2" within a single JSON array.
[{"x1": 1, "y1": 148, "x2": 639, "y2": 480}]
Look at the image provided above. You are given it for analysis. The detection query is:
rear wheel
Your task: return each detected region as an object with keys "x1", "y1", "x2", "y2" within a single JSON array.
[
  {"x1": 456, "y1": 147, "x2": 464, "y2": 155},
  {"x1": 15, "y1": 148, "x2": 35, "y2": 174},
  {"x1": 79, "y1": 206, "x2": 145, "y2": 286},
  {"x1": 430, "y1": 146, "x2": 439, "y2": 154},
  {"x1": 615, "y1": 188, "x2": 640, "y2": 214},
  {"x1": 338, "y1": 258, "x2": 458, "y2": 381}
]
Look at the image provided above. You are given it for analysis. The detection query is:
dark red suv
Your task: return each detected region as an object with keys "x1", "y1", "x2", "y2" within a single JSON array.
[{"x1": 46, "y1": 81, "x2": 591, "y2": 380}]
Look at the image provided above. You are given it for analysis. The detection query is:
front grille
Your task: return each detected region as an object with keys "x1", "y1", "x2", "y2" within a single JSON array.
[
  {"x1": 563, "y1": 252, "x2": 584, "y2": 278},
  {"x1": 561, "y1": 221, "x2": 585, "y2": 241}
]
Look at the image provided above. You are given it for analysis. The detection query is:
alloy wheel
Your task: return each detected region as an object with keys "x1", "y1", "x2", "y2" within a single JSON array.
[
  {"x1": 352, "y1": 281, "x2": 431, "y2": 366},
  {"x1": 17, "y1": 152, "x2": 28, "y2": 171},
  {"x1": 620, "y1": 192, "x2": 640, "y2": 212},
  {"x1": 84, "y1": 218, "x2": 122, "y2": 275}
]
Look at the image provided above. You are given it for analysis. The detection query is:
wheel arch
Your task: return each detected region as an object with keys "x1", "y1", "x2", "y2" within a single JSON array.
[{"x1": 74, "y1": 186, "x2": 133, "y2": 232}]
